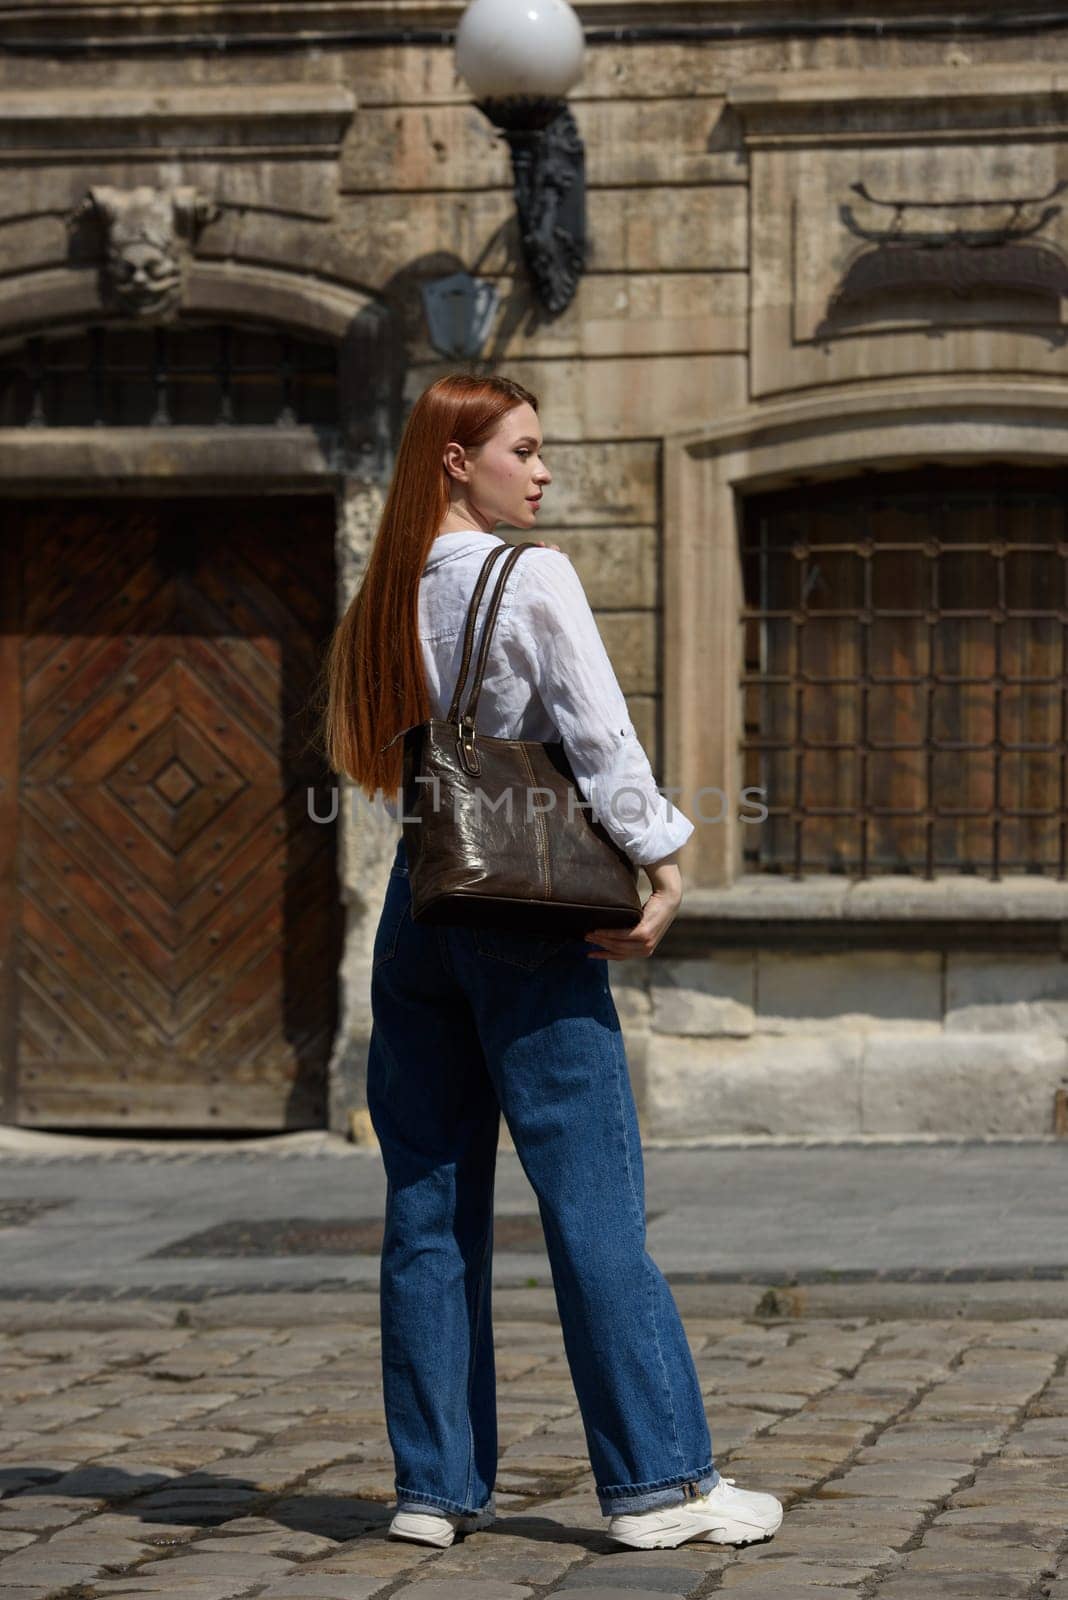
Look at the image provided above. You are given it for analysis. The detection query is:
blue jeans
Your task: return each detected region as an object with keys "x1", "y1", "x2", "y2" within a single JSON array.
[{"x1": 365, "y1": 834, "x2": 718, "y2": 1519}]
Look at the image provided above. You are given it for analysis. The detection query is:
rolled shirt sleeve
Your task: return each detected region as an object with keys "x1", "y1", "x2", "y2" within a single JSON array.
[{"x1": 506, "y1": 548, "x2": 695, "y2": 869}]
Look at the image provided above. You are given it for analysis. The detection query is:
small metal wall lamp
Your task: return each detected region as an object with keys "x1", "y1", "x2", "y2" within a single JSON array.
[
  {"x1": 456, "y1": 0, "x2": 587, "y2": 315},
  {"x1": 421, "y1": 271, "x2": 501, "y2": 359}
]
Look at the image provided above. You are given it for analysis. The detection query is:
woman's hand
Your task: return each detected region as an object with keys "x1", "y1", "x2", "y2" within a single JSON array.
[{"x1": 585, "y1": 855, "x2": 682, "y2": 962}]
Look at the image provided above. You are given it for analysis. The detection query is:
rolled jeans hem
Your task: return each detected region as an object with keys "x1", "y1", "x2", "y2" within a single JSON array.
[
  {"x1": 597, "y1": 1465, "x2": 719, "y2": 1517},
  {"x1": 393, "y1": 1489, "x2": 493, "y2": 1517}
]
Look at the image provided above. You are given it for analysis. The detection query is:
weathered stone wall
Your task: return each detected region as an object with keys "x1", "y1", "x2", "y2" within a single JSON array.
[
  {"x1": 4, "y1": 6, "x2": 1068, "y2": 1136},
  {"x1": 638, "y1": 951, "x2": 1068, "y2": 1139}
]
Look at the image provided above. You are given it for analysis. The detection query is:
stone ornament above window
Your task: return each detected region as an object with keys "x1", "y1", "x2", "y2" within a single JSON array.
[
  {"x1": 825, "y1": 178, "x2": 1068, "y2": 331},
  {"x1": 728, "y1": 65, "x2": 1068, "y2": 399},
  {"x1": 71, "y1": 186, "x2": 220, "y2": 320}
]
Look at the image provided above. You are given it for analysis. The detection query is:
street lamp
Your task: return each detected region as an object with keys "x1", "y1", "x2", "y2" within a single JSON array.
[{"x1": 456, "y1": 0, "x2": 587, "y2": 315}]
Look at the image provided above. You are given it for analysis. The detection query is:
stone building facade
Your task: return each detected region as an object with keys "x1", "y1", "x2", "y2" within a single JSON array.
[{"x1": 2, "y1": 0, "x2": 1068, "y2": 1138}]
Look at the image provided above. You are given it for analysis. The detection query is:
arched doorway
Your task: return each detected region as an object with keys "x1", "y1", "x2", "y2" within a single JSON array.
[{"x1": 0, "y1": 318, "x2": 345, "y2": 1130}]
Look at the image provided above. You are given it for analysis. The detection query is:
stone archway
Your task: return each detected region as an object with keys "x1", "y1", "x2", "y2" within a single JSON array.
[{"x1": 0, "y1": 269, "x2": 399, "y2": 1134}]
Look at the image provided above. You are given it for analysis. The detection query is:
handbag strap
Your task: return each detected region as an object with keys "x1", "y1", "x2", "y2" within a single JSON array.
[
  {"x1": 380, "y1": 540, "x2": 513, "y2": 757},
  {"x1": 381, "y1": 539, "x2": 538, "y2": 759},
  {"x1": 459, "y1": 541, "x2": 538, "y2": 729},
  {"x1": 445, "y1": 541, "x2": 514, "y2": 723},
  {"x1": 448, "y1": 539, "x2": 539, "y2": 778}
]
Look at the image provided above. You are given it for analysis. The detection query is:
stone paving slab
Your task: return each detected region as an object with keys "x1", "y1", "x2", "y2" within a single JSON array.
[
  {"x1": 0, "y1": 1297, "x2": 1065, "y2": 1598},
  {"x1": 3, "y1": 1140, "x2": 1068, "y2": 1308},
  {"x1": 546, "y1": 1590, "x2": 690, "y2": 1600},
  {"x1": 250, "y1": 1581, "x2": 385, "y2": 1599},
  {"x1": 557, "y1": 1565, "x2": 705, "y2": 1590},
  {"x1": 383, "y1": 1584, "x2": 533, "y2": 1599}
]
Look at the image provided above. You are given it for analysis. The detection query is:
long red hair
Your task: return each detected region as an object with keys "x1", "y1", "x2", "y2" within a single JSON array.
[{"x1": 316, "y1": 371, "x2": 539, "y2": 801}]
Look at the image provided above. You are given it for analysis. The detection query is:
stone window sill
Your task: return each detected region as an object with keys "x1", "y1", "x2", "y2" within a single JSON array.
[{"x1": 665, "y1": 875, "x2": 1068, "y2": 954}]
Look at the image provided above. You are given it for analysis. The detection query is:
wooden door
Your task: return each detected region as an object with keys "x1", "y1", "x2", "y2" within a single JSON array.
[{"x1": 0, "y1": 496, "x2": 341, "y2": 1130}]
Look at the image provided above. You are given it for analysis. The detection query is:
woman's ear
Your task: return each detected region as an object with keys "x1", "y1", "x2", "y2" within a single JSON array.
[{"x1": 443, "y1": 442, "x2": 467, "y2": 483}]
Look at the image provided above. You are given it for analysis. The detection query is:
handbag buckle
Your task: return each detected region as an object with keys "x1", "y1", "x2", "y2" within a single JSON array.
[{"x1": 457, "y1": 717, "x2": 481, "y2": 777}]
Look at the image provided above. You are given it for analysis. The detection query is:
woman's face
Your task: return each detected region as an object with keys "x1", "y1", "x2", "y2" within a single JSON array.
[{"x1": 445, "y1": 401, "x2": 552, "y2": 532}]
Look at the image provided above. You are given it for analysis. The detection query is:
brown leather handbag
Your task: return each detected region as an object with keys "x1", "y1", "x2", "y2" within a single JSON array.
[{"x1": 396, "y1": 539, "x2": 644, "y2": 936}]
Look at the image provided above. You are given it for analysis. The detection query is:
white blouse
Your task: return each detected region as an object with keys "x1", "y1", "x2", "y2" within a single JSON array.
[{"x1": 383, "y1": 528, "x2": 695, "y2": 869}]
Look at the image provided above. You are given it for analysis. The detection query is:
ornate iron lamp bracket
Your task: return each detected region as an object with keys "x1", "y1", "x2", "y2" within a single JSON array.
[{"x1": 477, "y1": 95, "x2": 587, "y2": 315}]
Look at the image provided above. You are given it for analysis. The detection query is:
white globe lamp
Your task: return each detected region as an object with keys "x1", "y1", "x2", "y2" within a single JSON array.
[
  {"x1": 454, "y1": 0, "x2": 588, "y2": 313},
  {"x1": 456, "y1": 0, "x2": 585, "y2": 101}
]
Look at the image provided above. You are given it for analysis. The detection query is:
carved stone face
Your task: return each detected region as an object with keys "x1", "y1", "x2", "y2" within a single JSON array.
[
  {"x1": 81, "y1": 184, "x2": 217, "y2": 322},
  {"x1": 108, "y1": 238, "x2": 182, "y2": 316}
]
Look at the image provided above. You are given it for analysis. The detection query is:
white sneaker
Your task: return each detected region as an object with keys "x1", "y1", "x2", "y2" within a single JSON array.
[
  {"x1": 608, "y1": 1476, "x2": 783, "y2": 1549},
  {"x1": 388, "y1": 1494, "x2": 497, "y2": 1548}
]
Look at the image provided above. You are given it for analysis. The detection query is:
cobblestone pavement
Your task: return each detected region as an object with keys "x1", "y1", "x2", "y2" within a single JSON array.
[
  {"x1": 0, "y1": 1291, "x2": 1066, "y2": 1600},
  {"x1": 2, "y1": 1132, "x2": 1067, "y2": 1597}
]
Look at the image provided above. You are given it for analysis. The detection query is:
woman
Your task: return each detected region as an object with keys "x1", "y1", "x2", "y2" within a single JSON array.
[{"x1": 319, "y1": 373, "x2": 783, "y2": 1553}]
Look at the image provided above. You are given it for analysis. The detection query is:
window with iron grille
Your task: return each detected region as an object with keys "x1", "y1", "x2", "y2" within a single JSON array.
[
  {"x1": 0, "y1": 320, "x2": 337, "y2": 430},
  {"x1": 740, "y1": 466, "x2": 1068, "y2": 880}
]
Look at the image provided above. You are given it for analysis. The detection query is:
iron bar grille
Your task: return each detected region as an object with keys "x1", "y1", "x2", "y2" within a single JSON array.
[
  {"x1": 740, "y1": 465, "x2": 1068, "y2": 881},
  {"x1": 0, "y1": 321, "x2": 337, "y2": 429}
]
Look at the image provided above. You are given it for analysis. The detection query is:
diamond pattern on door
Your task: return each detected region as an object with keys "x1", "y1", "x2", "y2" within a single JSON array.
[{"x1": 0, "y1": 497, "x2": 341, "y2": 1130}]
